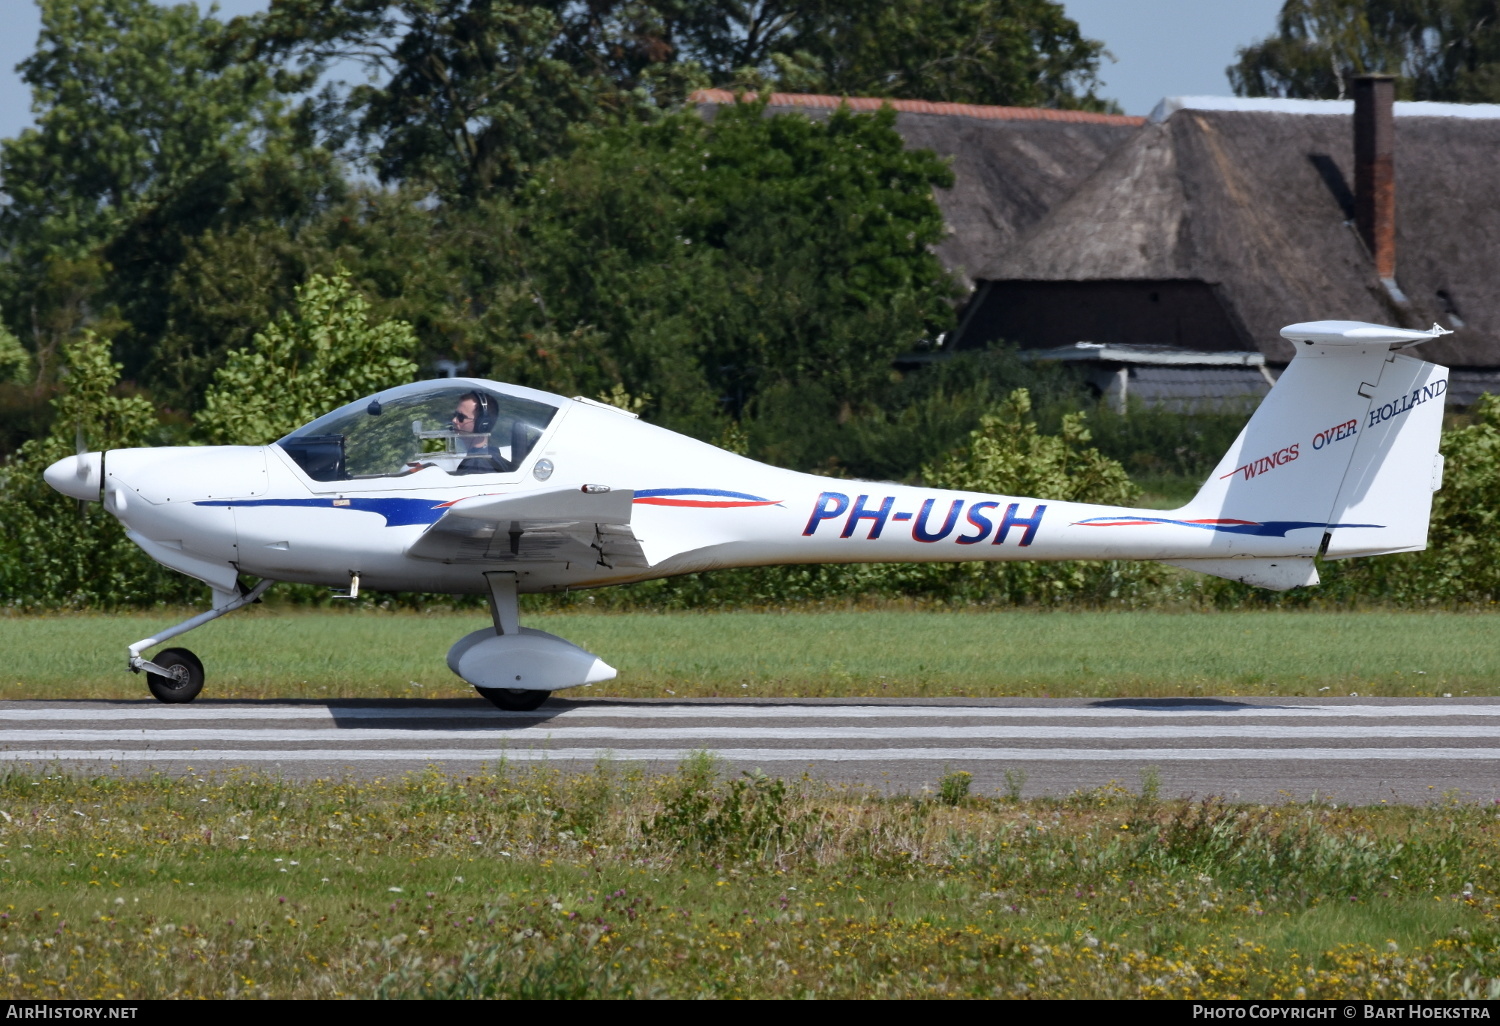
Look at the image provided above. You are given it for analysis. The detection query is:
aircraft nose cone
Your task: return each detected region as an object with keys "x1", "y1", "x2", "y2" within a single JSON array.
[{"x1": 43, "y1": 452, "x2": 103, "y2": 502}]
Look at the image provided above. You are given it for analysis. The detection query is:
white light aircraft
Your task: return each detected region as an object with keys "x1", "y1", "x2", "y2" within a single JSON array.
[{"x1": 45, "y1": 320, "x2": 1451, "y2": 709}]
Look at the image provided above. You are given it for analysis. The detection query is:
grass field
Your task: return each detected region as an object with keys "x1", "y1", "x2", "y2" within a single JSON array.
[
  {"x1": 6, "y1": 612, "x2": 1500, "y2": 999},
  {"x1": 2, "y1": 608, "x2": 1498, "y2": 700},
  {"x1": 1, "y1": 761, "x2": 1497, "y2": 999}
]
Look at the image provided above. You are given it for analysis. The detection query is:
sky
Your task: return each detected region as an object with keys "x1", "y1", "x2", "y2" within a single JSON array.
[
  {"x1": 0, "y1": 0, "x2": 1288, "y2": 141},
  {"x1": 1063, "y1": 0, "x2": 1286, "y2": 114}
]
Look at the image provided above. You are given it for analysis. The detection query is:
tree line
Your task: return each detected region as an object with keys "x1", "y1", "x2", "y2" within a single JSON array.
[
  {"x1": 1230, "y1": 0, "x2": 1500, "y2": 101},
  {"x1": 0, "y1": 0, "x2": 1109, "y2": 445},
  {"x1": 6, "y1": 0, "x2": 1496, "y2": 457},
  {"x1": 5, "y1": 0, "x2": 1500, "y2": 611}
]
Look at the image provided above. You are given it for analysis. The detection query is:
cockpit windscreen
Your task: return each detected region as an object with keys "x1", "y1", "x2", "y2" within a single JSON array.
[{"x1": 276, "y1": 386, "x2": 558, "y2": 482}]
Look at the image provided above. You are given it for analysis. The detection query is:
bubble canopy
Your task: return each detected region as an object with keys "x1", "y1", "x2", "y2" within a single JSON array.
[{"x1": 275, "y1": 381, "x2": 560, "y2": 482}]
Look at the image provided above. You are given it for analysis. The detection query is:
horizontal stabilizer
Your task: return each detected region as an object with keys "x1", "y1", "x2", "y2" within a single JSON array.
[
  {"x1": 1160, "y1": 557, "x2": 1319, "y2": 591},
  {"x1": 1280, "y1": 320, "x2": 1452, "y2": 348}
]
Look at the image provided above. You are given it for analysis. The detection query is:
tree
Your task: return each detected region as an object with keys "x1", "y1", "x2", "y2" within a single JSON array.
[
  {"x1": 1230, "y1": 0, "x2": 1500, "y2": 102},
  {"x1": 484, "y1": 101, "x2": 958, "y2": 438},
  {"x1": 243, "y1": 0, "x2": 637, "y2": 201},
  {"x1": 197, "y1": 270, "x2": 420, "y2": 445},
  {"x1": 159, "y1": 101, "x2": 957, "y2": 446},
  {"x1": 0, "y1": 326, "x2": 31, "y2": 386},
  {"x1": 158, "y1": 186, "x2": 455, "y2": 405},
  {"x1": 0, "y1": 0, "x2": 343, "y2": 383},
  {"x1": 0, "y1": 273, "x2": 417, "y2": 609},
  {"x1": 775, "y1": 0, "x2": 1114, "y2": 110},
  {"x1": 241, "y1": 0, "x2": 1112, "y2": 205},
  {"x1": 155, "y1": 177, "x2": 625, "y2": 408},
  {"x1": 570, "y1": 0, "x2": 1114, "y2": 110}
]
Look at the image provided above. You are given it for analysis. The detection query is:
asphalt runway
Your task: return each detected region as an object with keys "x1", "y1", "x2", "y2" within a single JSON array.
[{"x1": 2, "y1": 697, "x2": 1499, "y2": 803}]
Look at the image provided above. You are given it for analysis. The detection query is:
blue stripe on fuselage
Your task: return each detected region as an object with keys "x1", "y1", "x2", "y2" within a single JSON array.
[
  {"x1": 195, "y1": 497, "x2": 448, "y2": 527},
  {"x1": 1072, "y1": 516, "x2": 1383, "y2": 536}
]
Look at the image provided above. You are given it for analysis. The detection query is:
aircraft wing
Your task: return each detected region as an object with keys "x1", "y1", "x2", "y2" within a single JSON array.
[{"x1": 405, "y1": 488, "x2": 650, "y2": 568}]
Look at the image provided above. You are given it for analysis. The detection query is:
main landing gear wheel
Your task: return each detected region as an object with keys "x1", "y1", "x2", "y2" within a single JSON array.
[
  {"x1": 477, "y1": 687, "x2": 551, "y2": 712},
  {"x1": 145, "y1": 648, "x2": 205, "y2": 704}
]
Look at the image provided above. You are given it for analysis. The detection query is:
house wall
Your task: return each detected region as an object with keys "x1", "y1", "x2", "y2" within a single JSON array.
[{"x1": 953, "y1": 279, "x2": 1252, "y2": 352}]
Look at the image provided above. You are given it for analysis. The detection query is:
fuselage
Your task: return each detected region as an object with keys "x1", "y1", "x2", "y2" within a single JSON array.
[
  {"x1": 36, "y1": 324, "x2": 1456, "y2": 705},
  {"x1": 78, "y1": 378, "x2": 1335, "y2": 597}
]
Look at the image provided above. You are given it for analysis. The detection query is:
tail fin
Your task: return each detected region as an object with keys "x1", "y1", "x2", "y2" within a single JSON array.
[{"x1": 1179, "y1": 320, "x2": 1449, "y2": 560}]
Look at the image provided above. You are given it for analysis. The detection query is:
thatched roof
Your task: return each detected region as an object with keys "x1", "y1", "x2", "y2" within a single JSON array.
[
  {"x1": 690, "y1": 90, "x2": 1143, "y2": 290},
  {"x1": 979, "y1": 108, "x2": 1500, "y2": 366}
]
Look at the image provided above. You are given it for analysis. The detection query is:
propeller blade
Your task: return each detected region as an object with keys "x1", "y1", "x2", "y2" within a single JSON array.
[{"x1": 75, "y1": 423, "x2": 88, "y2": 516}]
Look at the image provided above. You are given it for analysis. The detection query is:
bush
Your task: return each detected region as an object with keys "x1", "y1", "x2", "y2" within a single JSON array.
[
  {"x1": 1083, "y1": 399, "x2": 1252, "y2": 506},
  {"x1": 746, "y1": 348, "x2": 1089, "y2": 482},
  {"x1": 197, "y1": 269, "x2": 418, "y2": 445},
  {"x1": 887, "y1": 387, "x2": 1160, "y2": 605},
  {"x1": 1353, "y1": 394, "x2": 1500, "y2": 604},
  {"x1": 938, "y1": 769, "x2": 973, "y2": 806},
  {"x1": 643, "y1": 752, "x2": 798, "y2": 860},
  {"x1": 0, "y1": 333, "x2": 199, "y2": 609}
]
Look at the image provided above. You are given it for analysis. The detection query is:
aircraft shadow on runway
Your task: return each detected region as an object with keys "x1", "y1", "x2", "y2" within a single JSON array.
[
  {"x1": 315, "y1": 696, "x2": 1310, "y2": 730},
  {"x1": 1088, "y1": 698, "x2": 1297, "y2": 711},
  {"x1": 320, "y1": 699, "x2": 575, "y2": 731}
]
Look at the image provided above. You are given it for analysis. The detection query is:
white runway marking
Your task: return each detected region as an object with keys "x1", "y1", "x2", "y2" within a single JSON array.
[
  {"x1": 4, "y1": 724, "x2": 1500, "y2": 743},
  {"x1": 5, "y1": 747, "x2": 1500, "y2": 763},
  {"x1": 5, "y1": 701, "x2": 1500, "y2": 802},
  {"x1": 3, "y1": 703, "x2": 1500, "y2": 722}
]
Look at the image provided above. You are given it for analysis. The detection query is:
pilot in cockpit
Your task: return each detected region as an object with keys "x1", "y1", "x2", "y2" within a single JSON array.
[
  {"x1": 276, "y1": 381, "x2": 559, "y2": 481},
  {"x1": 450, "y1": 391, "x2": 506, "y2": 473}
]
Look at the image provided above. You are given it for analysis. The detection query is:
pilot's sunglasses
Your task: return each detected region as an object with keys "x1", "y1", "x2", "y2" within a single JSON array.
[{"x1": 451, "y1": 411, "x2": 474, "y2": 422}]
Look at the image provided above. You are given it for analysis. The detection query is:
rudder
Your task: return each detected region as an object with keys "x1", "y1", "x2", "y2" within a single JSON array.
[
  {"x1": 1322, "y1": 353, "x2": 1447, "y2": 557},
  {"x1": 1176, "y1": 320, "x2": 1450, "y2": 560}
]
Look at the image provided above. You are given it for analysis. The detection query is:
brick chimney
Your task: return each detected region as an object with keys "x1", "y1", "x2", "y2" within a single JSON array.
[{"x1": 1353, "y1": 74, "x2": 1396, "y2": 283}]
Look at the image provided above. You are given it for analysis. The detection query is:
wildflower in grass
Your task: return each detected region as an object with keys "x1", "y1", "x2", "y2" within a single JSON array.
[
  {"x1": 2, "y1": 767, "x2": 1496, "y2": 998},
  {"x1": 938, "y1": 770, "x2": 972, "y2": 806}
]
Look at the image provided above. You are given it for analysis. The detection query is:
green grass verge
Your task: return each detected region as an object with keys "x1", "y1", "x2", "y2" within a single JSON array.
[
  {"x1": 2, "y1": 608, "x2": 1496, "y2": 700},
  {"x1": 1, "y1": 762, "x2": 1496, "y2": 999}
]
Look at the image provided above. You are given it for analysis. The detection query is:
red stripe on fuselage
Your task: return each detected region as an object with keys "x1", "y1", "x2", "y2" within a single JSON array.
[{"x1": 633, "y1": 497, "x2": 781, "y2": 508}]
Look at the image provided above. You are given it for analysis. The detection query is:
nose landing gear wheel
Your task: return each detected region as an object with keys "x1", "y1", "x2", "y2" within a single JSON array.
[
  {"x1": 145, "y1": 648, "x2": 205, "y2": 704},
  {"x1": 477, "y1": 687, "x2": 550, "y2": 712}
]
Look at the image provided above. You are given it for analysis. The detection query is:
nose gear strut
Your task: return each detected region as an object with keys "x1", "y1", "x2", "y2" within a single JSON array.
[{"x1": 127, "y1": 578, "x2": 275, "y2": 703}]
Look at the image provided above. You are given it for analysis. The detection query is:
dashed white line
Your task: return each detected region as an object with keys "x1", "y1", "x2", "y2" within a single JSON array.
[
  {"x1": 2, "y1": 724, "x2": 1499, "y2": 743},
  {"x1": 0, "y1": 703, "x2": 1497, "y2": 722},
  {"x1": 5, "y1": 747, "x2": 1500, "y2": 763}
]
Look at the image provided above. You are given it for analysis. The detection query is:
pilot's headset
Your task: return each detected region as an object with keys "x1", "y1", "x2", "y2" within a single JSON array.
[{"x1": 469, "y1": 392, "x2": 497, "y2": 434}]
